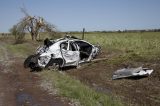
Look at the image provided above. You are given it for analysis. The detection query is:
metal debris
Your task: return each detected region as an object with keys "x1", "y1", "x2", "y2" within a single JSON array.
[{"x1": 113, "y1": 67, "x2": 154, "y2": 80}]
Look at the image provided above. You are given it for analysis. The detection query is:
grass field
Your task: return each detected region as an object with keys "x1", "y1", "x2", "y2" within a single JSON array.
[
  {"x1": 73, "y1": 32, "x2": 160, "y2": 59},
  {"x1": 2, "y1": 33, "x2": 124, "y2": 106},
  {"x1": 1, "y1": 31, "x2": 160, "y2": 106},
  {"x1": 40, "y1": 70, "x2": 123, "y2": 106},
  {"x1": 2, "y1": 31, "x2": 160, "y2": 59}
]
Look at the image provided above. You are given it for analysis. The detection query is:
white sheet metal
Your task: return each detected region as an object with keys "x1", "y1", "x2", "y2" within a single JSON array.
[{"x1": 112, "y1": 67, "x2": 154, "y2": 80}]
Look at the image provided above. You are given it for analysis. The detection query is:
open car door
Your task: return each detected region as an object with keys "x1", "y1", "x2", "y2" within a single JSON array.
[{"x1": 60, "y1": 41, "x2": 80, "y2": 66}]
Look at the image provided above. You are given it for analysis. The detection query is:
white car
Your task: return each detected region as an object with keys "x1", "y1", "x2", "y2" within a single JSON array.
[{"x1": 24, "y1": 36, "x2": 100, "y2": 70}]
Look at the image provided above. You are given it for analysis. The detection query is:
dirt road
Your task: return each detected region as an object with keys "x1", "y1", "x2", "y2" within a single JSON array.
[{"x1": 0, "y1": 40, "x2": 70, "y2": 106}]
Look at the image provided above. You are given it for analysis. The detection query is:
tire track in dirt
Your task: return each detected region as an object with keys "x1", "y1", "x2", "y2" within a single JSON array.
[{"x1": 0, "y1": 40, "x2": 71, "y2": 106}]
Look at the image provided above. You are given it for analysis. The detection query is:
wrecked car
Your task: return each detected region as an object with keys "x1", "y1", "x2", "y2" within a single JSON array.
[{"x1": 24, "y1": 36, "x2": 100, "y2": 70}]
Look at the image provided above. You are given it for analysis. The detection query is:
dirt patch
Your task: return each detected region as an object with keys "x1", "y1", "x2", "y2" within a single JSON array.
[
  {"x1": 67, "y1": 52, "x2": 160, "y2": 106},
  {"x1": 0, "y1": 58, "x2": 71, "y2": 106},
  {"x1": 0, "y1": 40, "x2": 71, "y2": 106}
]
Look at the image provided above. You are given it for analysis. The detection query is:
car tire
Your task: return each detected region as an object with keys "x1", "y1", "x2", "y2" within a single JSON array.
[
  {"x1": 45, "y1": 58, "x2": 64, "y2": 70},
  {"x1": 24, "y1": 55, "x2": 35, "y2": 68}
]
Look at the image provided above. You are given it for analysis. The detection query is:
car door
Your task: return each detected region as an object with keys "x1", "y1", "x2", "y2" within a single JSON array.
[
  {"x1": 74, "y1": 40, "x2": 93, "y2": 61},
  {"x1": 61, "y1": 41, "x2": 80, "y2": 66}
]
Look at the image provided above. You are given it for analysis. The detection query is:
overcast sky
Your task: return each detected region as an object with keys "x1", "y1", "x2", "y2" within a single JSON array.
[{"x1": 0, "y1": 0, "x2": 160, "y2": 32}]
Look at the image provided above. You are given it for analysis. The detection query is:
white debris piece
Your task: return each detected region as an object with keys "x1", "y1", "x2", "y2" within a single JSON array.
[{"x1": 112, "y1": 67, "x2": 154, "y2": 80}]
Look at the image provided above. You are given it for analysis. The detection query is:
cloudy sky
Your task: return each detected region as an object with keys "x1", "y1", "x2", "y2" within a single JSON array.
[{"x1": 0, "y1": 0, "x2": 160, "y2": 32}]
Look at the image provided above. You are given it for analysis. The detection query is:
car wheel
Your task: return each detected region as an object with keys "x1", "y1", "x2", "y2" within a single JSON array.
[
  {"x1": 24, "y1": 55, "x2": 35, "y2": 68},
  {"x1": 48, "y1": 63, "x2": 60, "y2": 70},
  {"x1": 46, "y1": 58, "x2": 64, "y2": 70}
]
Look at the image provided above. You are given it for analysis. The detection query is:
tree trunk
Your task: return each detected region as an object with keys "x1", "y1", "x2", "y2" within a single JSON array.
[{"x1": 31, "y1": 32, "x2": 34, "y2": 40}]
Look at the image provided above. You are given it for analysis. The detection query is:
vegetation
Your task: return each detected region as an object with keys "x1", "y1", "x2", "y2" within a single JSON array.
[
  {"x1": 39, "y1": 71, "x2": 123, "y2": 106},
  {"x1": 6, "y1": 42, "x2": 38, "y2": 57},
  {"x1": 9, "y1": 7, "x2": 58, "y2": 43},
  {"x1": 3, "y1": 31, "x2": 160, "y2": 106},
  {"x1": 5, "y1": 37, "x2": 123, "y2": 106},
  {"x1": 73, "y1": 32, "x2": 160, "y2": 59}
]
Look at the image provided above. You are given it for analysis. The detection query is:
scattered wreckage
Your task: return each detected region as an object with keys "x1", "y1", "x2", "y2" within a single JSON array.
[
  {"x1": 24, "y1": 36, "x2": 100, "y2": 70},
  {"x1": 112, "y1": 67, "x2": 154, "y2": 80},
  {"x1": 24, "y1": 36, "x2": 154, "y2": 80}
]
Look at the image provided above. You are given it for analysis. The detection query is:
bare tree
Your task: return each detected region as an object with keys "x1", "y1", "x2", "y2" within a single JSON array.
[{"x1": 10, "y1": 7, "x2": 57, "y2": 41}]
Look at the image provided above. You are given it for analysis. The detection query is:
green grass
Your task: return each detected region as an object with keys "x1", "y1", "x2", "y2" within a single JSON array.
[
  {"x1": 6, "y1": 43, "x2": 37, "y2": 58},
  {"x1": 4, "y1": 38, "x2": 123, "y2": 106},
  {"x1": 73, "y1": 32, "x2": 160, "y2": 59},
  {"x1": 0, "y1": 47, "x2": 4, "y2": 59},
  {"x1": 39, "y1": 71, "x2": 123, "y2": 106},
  {"x1": 5, "y1": 31, "x2": 160, "y2": 106}
]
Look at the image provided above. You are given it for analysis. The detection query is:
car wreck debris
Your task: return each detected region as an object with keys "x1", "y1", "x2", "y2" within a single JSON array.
[
  {"x1": 112, "y1": 67, "x2": 154, "y2": 80},
  {"x1": 24, "y1": 36, "x2": 100, "y2": 70}
]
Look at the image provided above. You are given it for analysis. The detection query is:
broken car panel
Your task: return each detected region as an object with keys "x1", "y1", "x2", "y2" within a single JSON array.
[{"x1": 112, "y1": 67, "x2": 154, "y2": 80}]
